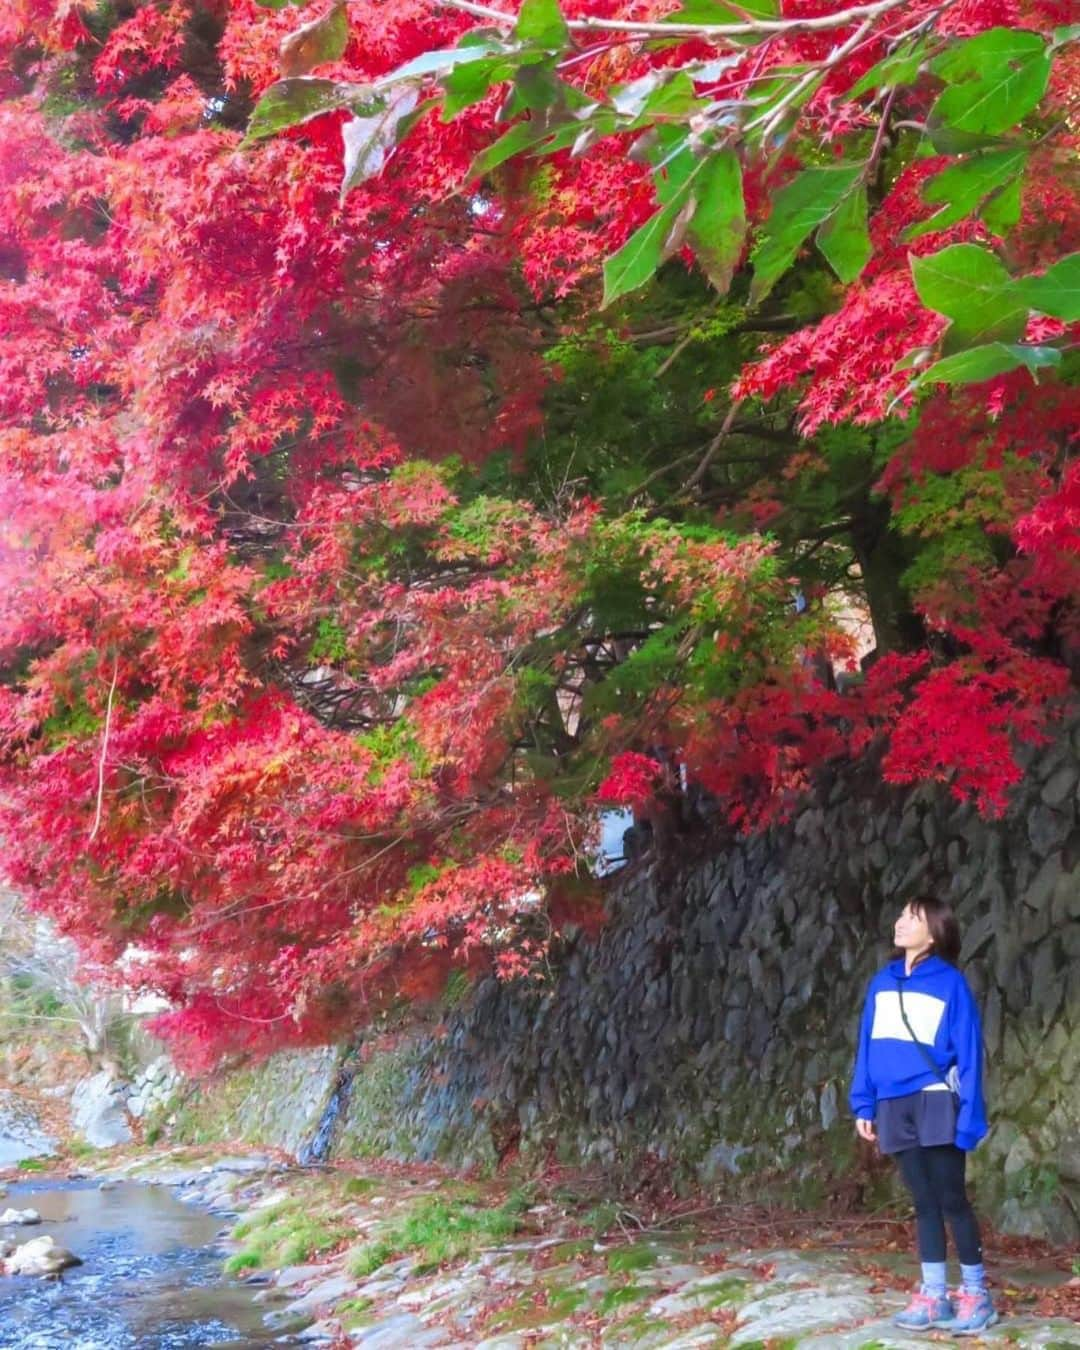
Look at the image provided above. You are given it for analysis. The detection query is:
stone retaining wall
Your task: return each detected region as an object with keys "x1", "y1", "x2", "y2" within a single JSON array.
[{"x1": 180, "y1": 717, "x2": 1080, "y2": 1241}]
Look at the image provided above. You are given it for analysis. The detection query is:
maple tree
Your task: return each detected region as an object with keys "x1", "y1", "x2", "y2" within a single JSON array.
[{"x1": 0, "y1": 0, "x2": 1076, "y2": 1065}]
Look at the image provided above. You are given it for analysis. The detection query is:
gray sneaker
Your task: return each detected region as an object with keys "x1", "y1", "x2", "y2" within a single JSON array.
[{"x1": 893, "y1": 1289, "x2": 955, "y2": 1330}]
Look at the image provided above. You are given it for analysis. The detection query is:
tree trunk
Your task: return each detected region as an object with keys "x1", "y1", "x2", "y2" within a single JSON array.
[{"x1": 848, "y1": 496, "x2": 924, "y2": 655}]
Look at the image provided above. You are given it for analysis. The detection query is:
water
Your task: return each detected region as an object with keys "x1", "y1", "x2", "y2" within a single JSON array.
[
  {"x1": 0, "y1": 1178, "x2": 289, "y2": 1348},
  {"x1": 297, "y1": 1062, "x2": 355, "y2": 1166}
]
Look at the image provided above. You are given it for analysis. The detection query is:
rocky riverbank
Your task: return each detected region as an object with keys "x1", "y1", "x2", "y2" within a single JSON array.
[{"x1": 27, "y1": 1143, "x2": 1076, "y2": 1349}]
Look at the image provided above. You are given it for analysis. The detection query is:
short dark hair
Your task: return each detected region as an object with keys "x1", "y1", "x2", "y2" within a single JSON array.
[{"x1": 903, "y1": 895, "x2": 962, "y2": 965}]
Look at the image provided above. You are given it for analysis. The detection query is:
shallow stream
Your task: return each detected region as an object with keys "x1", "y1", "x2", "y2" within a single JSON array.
[{"x1": 0, "y1": 1178, "x2": 282, "y2": 1348}]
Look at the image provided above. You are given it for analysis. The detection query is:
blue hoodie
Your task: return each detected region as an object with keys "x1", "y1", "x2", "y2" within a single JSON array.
[{"x1": 849, "y1": 954, "x2": 988, "y2": 1151}]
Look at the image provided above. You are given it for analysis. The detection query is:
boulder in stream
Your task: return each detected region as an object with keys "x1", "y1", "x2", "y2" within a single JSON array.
[
  {"x1": 5, "y1": 1235, "x2": 82, "y2": 1277},
  {"x1": 0, "y1": 1209, "x2": 40, "y2": 1226}
]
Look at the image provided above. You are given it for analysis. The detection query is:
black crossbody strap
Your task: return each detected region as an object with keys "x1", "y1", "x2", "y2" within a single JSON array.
[{"x1": 896, "y1": 981, "x2": 957, "y2": 1093}]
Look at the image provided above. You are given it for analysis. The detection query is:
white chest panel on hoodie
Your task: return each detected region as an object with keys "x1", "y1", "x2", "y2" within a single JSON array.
[{"x1": 871, "y1": 989, "x2": 946, "y2": 1046}]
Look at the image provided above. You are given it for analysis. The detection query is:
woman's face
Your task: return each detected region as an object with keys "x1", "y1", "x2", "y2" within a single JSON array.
[{"x1": 894, "y1": 902, "x2": 932, "y2": 953}]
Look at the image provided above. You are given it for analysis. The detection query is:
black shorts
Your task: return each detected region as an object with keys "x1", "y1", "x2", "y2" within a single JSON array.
[{"x1": 876, "y1": 1090, "x2": 958, "y2": 1154}]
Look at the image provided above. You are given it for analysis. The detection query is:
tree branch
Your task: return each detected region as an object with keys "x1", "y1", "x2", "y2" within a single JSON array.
[
  {"x1": 683, "y1": 398, "x2": 746, "y2": 492},
  {"x1": 628, "y1": 314, "x2": 801, "y2": 346},
  {"x1": 429, "y1": 0, "x2": 928, "y2": 42}
]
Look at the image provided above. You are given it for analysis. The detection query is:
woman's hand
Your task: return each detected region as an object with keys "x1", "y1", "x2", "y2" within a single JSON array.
[{"x1": 855, "y1": 1118, "x2": 877, "y2": 1143}]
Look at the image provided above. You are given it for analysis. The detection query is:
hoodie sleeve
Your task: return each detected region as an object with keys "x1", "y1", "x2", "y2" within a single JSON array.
[
  {"x1": 949, "y1": 972, "x2": 988, "y2": 1150},
  {"x1": 849, "y1": 980, "x2": 877, "y2": 1120}
]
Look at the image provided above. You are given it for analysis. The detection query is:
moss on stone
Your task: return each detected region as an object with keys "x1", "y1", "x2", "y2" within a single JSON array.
[
  {"x1": 582, "y1": 1202, "x2": 620, "y2": 1237},
  {"x1": 345, "y1": 1189, "x2": 531, "y2": 1277},
  {"x1": 606, "y1": 1242, "x2": 660, "y2": 1274},
  {"x1": 224, "y1": 1198, "x2": 349, "y2": 1273},
  {"x1": 546, "y1": 1284, "x2": 588, "y2": 1315},
  {"x1": 700, "y1": 1276, "x2": 748, "y2": 1306},
  {"x1": 598, "y1": 1282, "x2": 648, "y2": 1315},
  {"x1": 484, "y1": 1289, "x2": 554, "y2": 1333},
  {"x1": 343, "y1": 1176, "x2": 379, "y2": 1197},
  {"x1": 550, "y1": 1238, "x2": 594, "y2": 1262},
  {"x1": 337, "y1": 1296, "x2": 375, "y2": 1331}
]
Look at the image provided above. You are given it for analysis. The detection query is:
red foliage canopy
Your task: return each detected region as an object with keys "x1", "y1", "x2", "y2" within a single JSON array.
[{"x1": 0, "y1": 0, "x2": 1076, "y2": 1065}]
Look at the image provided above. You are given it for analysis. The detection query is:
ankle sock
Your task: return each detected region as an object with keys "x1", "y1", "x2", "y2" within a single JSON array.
[
  {"x1": 920, "y1": 1262, "x2": 948, "y2": 1299},
  {"x1": 960, "y1": 1262, "x2": 987, "y2": 1294}
]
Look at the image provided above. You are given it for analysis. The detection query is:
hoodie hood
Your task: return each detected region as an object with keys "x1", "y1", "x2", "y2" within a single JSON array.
[{"x1": 888, "y1": 954, "x2": 951, "y2": 981}]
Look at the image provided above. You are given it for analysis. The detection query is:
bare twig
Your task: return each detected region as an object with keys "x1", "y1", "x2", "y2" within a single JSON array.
[
  {"x1": 683, "y1": 397, "x2": 745, "y2": 492},
  {"x1": 866, "y1": 82, "x2": 899, "y2": 181},
  {"x1": 744, "y1": 16, "x2": 875, "y2": 143}
]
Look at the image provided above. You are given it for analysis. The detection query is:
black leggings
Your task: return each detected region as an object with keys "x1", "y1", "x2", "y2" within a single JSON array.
[{"x1": 895, "y1": 1144, "x2": 983, "y2": 1265}]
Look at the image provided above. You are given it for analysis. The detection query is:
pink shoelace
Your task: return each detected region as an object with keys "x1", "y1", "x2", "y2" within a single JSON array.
[
  {"x1": 905, "y1": 1292, "x2": 941, "y2": 1314},
  {"x1": 953, "y1": 1289, "x2": 985, "y2": 1319}
]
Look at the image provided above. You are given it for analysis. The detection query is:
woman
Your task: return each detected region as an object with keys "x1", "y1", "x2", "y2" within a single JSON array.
[{"x1": 850, "y1": 896, "x2": 996, "y2": 1335}]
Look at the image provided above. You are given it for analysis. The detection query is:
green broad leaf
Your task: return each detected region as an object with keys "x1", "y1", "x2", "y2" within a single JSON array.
[
  {"x1": 932, "y1": 27, "x2": 1044, "y2": 86},
  {"x1": 602, "y1": 190, "x2": 692, "y2": 308},
  {"x1": 495, "y1": 52, "x2": 563, "y2": 119},
  {"x1": 662, "y1": 195, "x2": 698, "y2": 262},
  {"x1": 513, "y1": 63, "x2": 564, "y2": 111},
  {"x1": 929, "y1": 28, "x2": 1050, "y2": 139},
  {"x1": 611, "y1": 71, "x2": 665, "y2": 118},
  {"x1": 923, "y1": 123, "x2": 1006, "y2": 157},
  {"x1": 466, "y1": 119, "x2": 551, "y2": 180},
  {"x1": 687, "y1": 149, "x2": 745, "y2": 295},
  {"x1": 1019, "y1": 253, "x2": 1080, "y2": 322},
  {"x1": 386, "y1": 39, "x2": 507, "y2": 85},
  {"x1": 893, "y1": 346, "x2": 933, "y2": 373},
  {"x1": 246, "y1": 78, "x2": 376, "y2": 142},
  {"x1": 514, "y1": 0, "x2": 569, "y2": 49},
  {"x1": 664, "y1": 0, "x2": 777, "y2": 22},
  {"x1": 981, "y1": 175, "x2": 1023, "y2": 235},
  {"x1": 749, "y1": 164, "x2": 863, "y2": 304},
  {"x1": 496, "y1": 56, "x2": 589, "y2": 120},
  {"x1": 849, "y1": 37, "x2": 929, "y2": 97},
  {"x1": 747, "y1": 69, "x2": 824, "y2": 140},
  {"x1": 638, "y1": 71, "x2": 702, "y2": 122},
  {"x1": 913, "y1": 342, "x2": 1061, "y2": 387},
  {"x1": 255, "y1": 0, "x2": 309, "y2": 8},
  {"x1": 279, "y1": 2, "x2": 349, "y2": 77},
  {"x1": 537, "y1": 121, "x2": 590, "y2": 155},
  {"x1": 651, "y1": 132, "x2": 697, "y2": 205},
  {"x1": 457, "y1": 27, "x2": 507, "y2": 47},
  {"x1": 907, "y1": 147, "x2": 1028, "y2": 241},
  {"x1": 441, "y1": 55, "x2": 517, "y2": 119},
  {"x1": 532, "y1": 111, "x2": 617, "y2": 156},
  {"x1": 340, "y1": 88, "x2": 420, "y2": 199},
  {"x1": 816, "y1": 183, "x2": 871, "y2": 283},
  {"x1": 910, "y1": 243, "x2": 1027, "y2": 351},
  {"x1": 1052, "y1": 24, "x2": 1080, "y2": 47},
  {"x1": 612, "y1": 71, "x2": 700, "y2": 124},
  {"x1": 395, "y1": 95, "x2": 438, "y2": 145}
]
